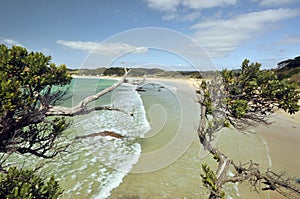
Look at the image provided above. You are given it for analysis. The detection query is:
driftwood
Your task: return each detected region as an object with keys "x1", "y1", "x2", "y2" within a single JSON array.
[{"x1": 75, "y1": 131, "x2": 125, "y2": 139}]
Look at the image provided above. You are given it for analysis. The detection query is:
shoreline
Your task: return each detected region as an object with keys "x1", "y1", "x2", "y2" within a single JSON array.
[
  {"x1": 145, "y1": 78, "x2": 300, "y2": 198},
  {"x1": 255, "y1": 111, "x2": 300, "y2": 199},
  {"x1": 162, "y1": 78, "x2": 300, "y2": 198},
  {"x1": 71, "y1": 75, "x2": 122, "y2": 80},
  {"x1": 73, "y1": 75, "x2": 300, "y2": 198}
]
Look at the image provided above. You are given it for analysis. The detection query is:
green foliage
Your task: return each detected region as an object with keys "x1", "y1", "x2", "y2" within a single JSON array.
[
  {"x1": 223, "y1": 120, "x2": 230, "y2": 128},
  {"x1": 0, "y1": 45, "x2": 70, "y2": 115},
  {"x1": 200, "y1": 81, "x2": 213, "y2": 114},
  {"x1": 0, "y1": 45, "x2": 69, "y2": 199},
  {"x1": 222, "y1": 59, "x2": 300, "y2": 118},
  {"x1": 0, "y1": 45, "x2": 71, "y2": 112},
  {"x1": 103, "y1": 67, "x2": 126, "y2": 76},
  {"x1": 277, "y1": 56, "x2": 300, "y2": 70},
  {"x1": 0, "y1": 166, "x2": 63, "y2": 199},
  {"x1": 200, "y1": 164, "x2": 225, "y2": 199},
  {"x1": 277, "y1": 65, "x2": 300, "y2": 86},
  {"x1": 213, "y1": 153, "x2": 220, "y2": 162},
  {"x1": 198, "y1": 59, "x2": 300, "y2": 198},
  {"x1": 0, "y1": 44, "x2": 72, "y2": 159},
  {"x1": 230, "y1": 100, "x2": 248, "y2": 119}
]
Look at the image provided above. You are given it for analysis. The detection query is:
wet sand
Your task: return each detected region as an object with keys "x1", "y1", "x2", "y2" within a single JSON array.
[
  {"x1": 85, "y1": 76, "x2": 299, "y2": 198},
  {"x1": 109, "y1": 78, "x2": 293, "y2": 199},
  {"x1": 255, "y1": 111, "x2": 300, "y2": 199}
]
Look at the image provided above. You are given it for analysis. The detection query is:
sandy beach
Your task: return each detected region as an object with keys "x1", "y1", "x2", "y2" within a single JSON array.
[
  {"x1": 256, "y1": 110, "x2": 300, "y2": 176},
  {"x1": 159, "y1": 78, "x2": 300, "y2": 198},
  {"x1": 73, "y1": 75, "x2": 300, "y2": 198},
  {"x1": 255, "y1": 111, "x2": 300, "y2": 199}
]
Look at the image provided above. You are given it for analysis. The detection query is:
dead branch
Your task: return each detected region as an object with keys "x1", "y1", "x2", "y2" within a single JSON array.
[
  {"x1": 46, "y1": 69, "x2": 130, "y2": 116},
  {"x1": 74, "y1": 131, "x2": 125, "y2": 140}
]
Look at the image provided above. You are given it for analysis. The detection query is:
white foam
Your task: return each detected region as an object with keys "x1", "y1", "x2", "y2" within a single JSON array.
[
  {"x1": 225, "y1": 170, "x2": 240, "y2": 198},
  {"x1": 5, "y1": 83, "x2": 151, "y2": 199},
  {"x1": 72, "y1": 84, "x2": 149, "y2": 199},
  {"x1": 258, "y1": 135, "x2": 272, "y2": 167}
]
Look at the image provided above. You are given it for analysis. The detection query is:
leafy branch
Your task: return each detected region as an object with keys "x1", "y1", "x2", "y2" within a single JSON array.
[{"x1": 197, "y1": 59, "x2": 300, "y2": 198}]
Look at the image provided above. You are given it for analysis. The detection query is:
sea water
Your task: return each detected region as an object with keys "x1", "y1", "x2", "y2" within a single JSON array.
[
  {"x1": 110, "y1": 80, "x2": 271, "y2": 199},
  {"x1": 6, "y1": 78, "x2": 150, "y2": 199},
  {"x1": 6, "y1": 78, "x2": 272, "y2": 199}
]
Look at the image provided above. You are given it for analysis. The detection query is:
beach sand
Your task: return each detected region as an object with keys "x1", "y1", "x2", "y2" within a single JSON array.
[
  {"x1": 255, "y1": 110, "x2": 300, "y2": 199},
  {"x1": 170, "y1": 78, "x2": 300, "y2": 199},
  {"x1": 74, "y1": 75, "x2": 300, "y2": 198}
]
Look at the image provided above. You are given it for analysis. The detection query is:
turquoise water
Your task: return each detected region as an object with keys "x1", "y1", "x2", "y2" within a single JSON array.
[
  {"x1": 6, "y1": 78, "x2": 272, "y2": 199},
  {"x1": 7, "y1": 78, "x2": 151, "y2": 199}
]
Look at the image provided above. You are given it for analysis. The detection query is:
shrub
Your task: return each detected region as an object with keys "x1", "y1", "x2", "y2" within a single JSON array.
[{"x1": 0, "y1": 167, "x2": 63, "y2": 199}]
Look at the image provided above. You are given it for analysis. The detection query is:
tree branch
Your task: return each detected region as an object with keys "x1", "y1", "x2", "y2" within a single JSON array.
[
  {"x1": 196, "y1": 77, "x2": 300, "y2": 199},
  {"x1": 46, "y1": 69, "x2": 130, "y2": 116}
]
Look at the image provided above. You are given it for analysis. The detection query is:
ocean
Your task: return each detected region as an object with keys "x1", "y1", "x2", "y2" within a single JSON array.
[{"x1": 7, "y1": 78, "x2": 272, "y2": 199}]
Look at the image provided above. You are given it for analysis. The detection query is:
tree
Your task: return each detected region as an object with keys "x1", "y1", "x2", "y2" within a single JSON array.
[
  {"x1": 0, "y1": 45, "x2": 129, "y2": 197},
  {"x1": 0, "y1": 167, "x2": 63, "y2": 199},
  {"x1": 0, "y1": 45, "x2": 129, "y2": 165},
  {"x1": 0, "y1": 44, "x2": 73, "y2": 162},
  {"x1": 196, "y1": 59, "x2": 300, "y2": 198}
]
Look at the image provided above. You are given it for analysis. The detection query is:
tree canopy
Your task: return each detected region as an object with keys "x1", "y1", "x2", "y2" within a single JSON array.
[
  {"x1": 196, "y1": 59, "x2": 300, "y2": 198},
  {"x1": 0, "y1": 167, "x2": 63, "y2": 199},
  {"x1": 0, "y1": 45, "x2": 130, "y2": 198},
  {"x1": 0, "y1": 44, "x2": 72, "y2": 164}
]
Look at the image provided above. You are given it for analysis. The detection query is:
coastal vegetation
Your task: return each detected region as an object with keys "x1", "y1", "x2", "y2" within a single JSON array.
[
  {"x1": 276, "y1": 56, "x2": 300, "y2": 86},
  {"x1": 71, "y1": 67, "x2": 203, "y2": 79},
  {"x1": 196, "y1": 59, "x2": 300, "y2": 198},
  {"x1": 0, "y1": 44, "x2": 71, "y2": 198},
  {"x1": 0, "y1": 44, "x2": 299, "y2": 198},
  {"x1": 0, "y1": 45, "x2": 128, "y2": 198}
]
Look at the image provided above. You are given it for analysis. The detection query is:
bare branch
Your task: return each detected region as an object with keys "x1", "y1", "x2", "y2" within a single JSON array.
[
  {"x1": 74, "y1": 131, "x2": 125, "y2": 140},
  {"x1": 46, "y1": 105, "x2": 130, "y2": 116},
  {"x1": 46, "y1": 69, "x2": 130, "y2": 116}
]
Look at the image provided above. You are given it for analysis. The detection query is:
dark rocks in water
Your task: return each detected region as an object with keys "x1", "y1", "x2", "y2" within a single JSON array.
[
  {"x1": 75, "y1": 131, "x2": 125, "y2": 140},
  {"x1": 136, "y1": 87, "x2": 146, "y2": 92}
]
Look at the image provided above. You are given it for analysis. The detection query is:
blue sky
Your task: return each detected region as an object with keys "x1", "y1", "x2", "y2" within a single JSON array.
[{"x1": 0, "y1": 0, "x2": 299, "y2": 70}]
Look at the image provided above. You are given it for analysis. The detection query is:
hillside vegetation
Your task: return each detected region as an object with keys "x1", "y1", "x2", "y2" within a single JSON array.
[
  {"x1": 277, "y1": 56, "x2": 300, "y2": 86},
  {"x1": 67, "y1": 56, "x2": 300, "y2": 86},
  {"x1": 69, "y1": 67, "x2": 203, "y2": 79}
]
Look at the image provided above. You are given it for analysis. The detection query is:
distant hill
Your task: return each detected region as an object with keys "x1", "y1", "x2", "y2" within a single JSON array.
[
  {"x1": 69, "y1": 67, "x2": 206, "y2": 79},
  {"x1": 276, "y1": 56, "x2": 300, "y2": 86}
]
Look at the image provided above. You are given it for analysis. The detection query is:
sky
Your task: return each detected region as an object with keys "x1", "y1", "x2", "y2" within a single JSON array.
[{"x1": 0, "y1": 0, "x2": 299, "y2": 71}]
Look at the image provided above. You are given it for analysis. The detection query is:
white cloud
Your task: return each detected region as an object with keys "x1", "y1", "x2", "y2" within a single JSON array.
[
  {"x1": 146, "y1": 0, "x2": 181, "y2": 12},
  {"x1": 162, "y1": 13, "x2": 178, "y2": 20},
  {"x1": 146, "y1": 0, "x2": 237, "y2": 12},
  {"x1": 181, "y1": 11, "x2": 201, "y2": 21},
  {"x1": 146, "y1": 0, "x2": 236, "y2": 22},
  {"x1": 181, "y1": 0, "x2": 237, "y2": 9},
  {"x1": 57, "y1": 40, "x2": 99, "y2": 51},
  {"x1": 259, "y1": 0, "x2": 298, "y2": 7},
  {"x1": 279, "y1": 35, "x2": 300, "y2": 44},
  {"x1": 162, "y1": 11, "x2": 201, "y2": 21},
  {"x1": 1, "y1": 38, "x2": 24, "y2": 47},
  {"x1": 56, "y1": 40, "x2": 148, "y2": 55},
  {"x1": 190, "y1": 8, "x2": 300, "y2": 57}
]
